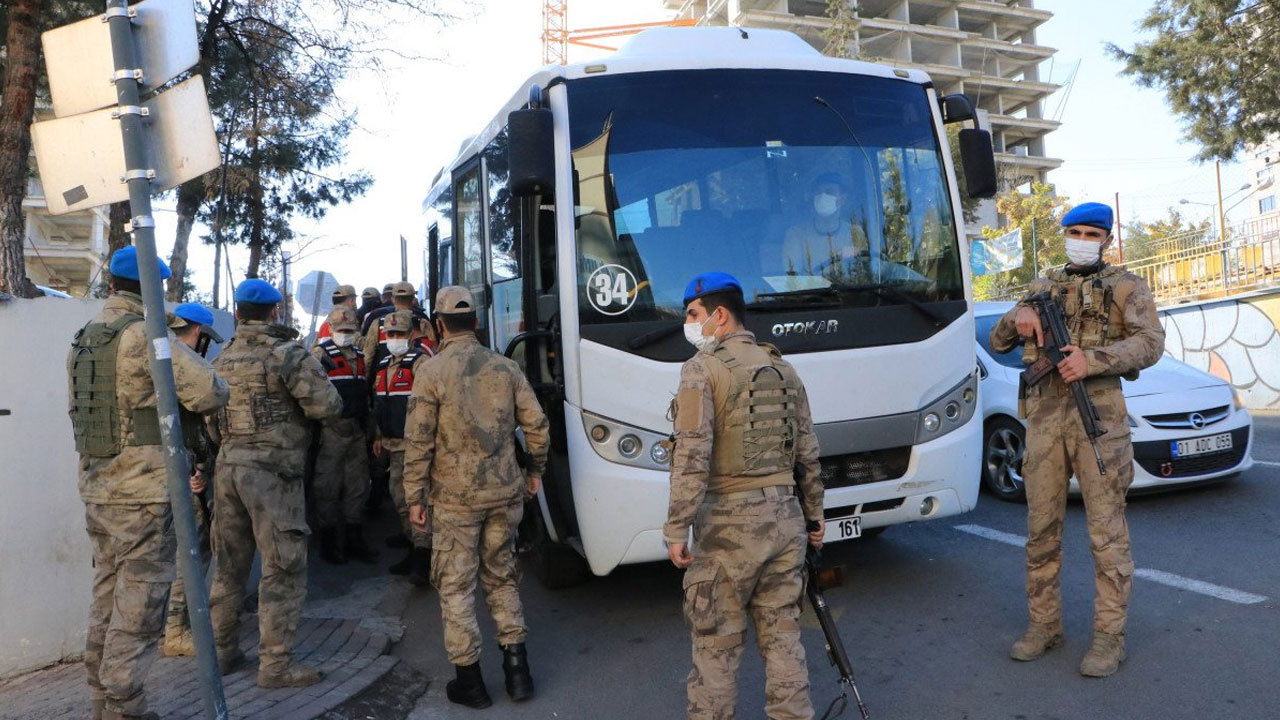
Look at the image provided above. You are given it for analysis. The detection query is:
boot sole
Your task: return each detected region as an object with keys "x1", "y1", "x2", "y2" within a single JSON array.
[{"x1": 1010, "y1": 634, "x2": 1064, "y2": 662}]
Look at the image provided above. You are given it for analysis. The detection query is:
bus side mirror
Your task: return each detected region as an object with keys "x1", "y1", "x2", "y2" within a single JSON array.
[
  {"x1": 959, "y1": 129, "x2": 997, "y2": 199},
  {"x1": 509, "y1": 103, "x2": 555, "y2": 197}
]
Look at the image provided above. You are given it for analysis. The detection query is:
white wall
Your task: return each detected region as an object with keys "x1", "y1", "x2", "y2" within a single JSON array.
[{"x1": 0, "y1": 296, "x2": 103, "y2": 678}]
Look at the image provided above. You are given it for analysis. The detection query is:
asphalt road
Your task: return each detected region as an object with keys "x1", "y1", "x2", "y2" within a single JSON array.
[{"x1": 333, "y1": 415, "x2": 1280, "y2": 720}]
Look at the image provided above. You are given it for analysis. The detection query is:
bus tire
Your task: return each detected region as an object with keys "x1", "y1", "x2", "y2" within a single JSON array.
[{"x1": 526, "y1": 502, "x2": 591, "y2": 589}]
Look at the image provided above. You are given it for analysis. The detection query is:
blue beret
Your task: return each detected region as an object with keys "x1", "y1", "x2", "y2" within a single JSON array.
[
  {"x1": 234, "y1": 279, "x2": 283, "y2": 305},
  {"x1": 174, "y1": 302, "x2": 214, "y2": 327},
  {"x1": 684, "y1": 272, "x2": 743, "y2": 306},
  {"x1": 110, "y1": 245, "x2": 171, "y2": 281},
  {"x1": 1061, "y1": 202, "x2": 1113, "y2": 232}
]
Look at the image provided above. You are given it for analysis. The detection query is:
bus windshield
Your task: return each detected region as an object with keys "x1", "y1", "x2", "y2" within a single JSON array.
[{"x1": 568, "y1": 69, "x2": 963, "y2": 331}]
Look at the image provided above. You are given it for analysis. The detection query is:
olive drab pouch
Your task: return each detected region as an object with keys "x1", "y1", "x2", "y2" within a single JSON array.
[{"x1": 69, "y1": 314, "x2": 161, "y2": 457}]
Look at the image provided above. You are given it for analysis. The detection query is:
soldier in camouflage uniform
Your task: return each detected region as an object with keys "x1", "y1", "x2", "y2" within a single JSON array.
[
  {"x1": 372, "y1": 310, "x2": 433, "y2": 582},
  {"x1": 68, "y1": 248, "x2": 229, "y2": 720},
  {"x1": 310, "y1": 305, "x2": 377, "y2": 565},
  {"x1": 402, "y1": 286, "x2": 550, "y2": 708},
  {"x1": 162, "y1": 303, "x2": 225, "y2": 658},
  {"x1": 665, "y1": 272, "x2": 825, "y2": 720},
  {"x1": 207, "y1": 279, "x2": 343, "y2": 688},
  {"x1": 989, "y1": 202, "x2": 1165, "y2": 678}
]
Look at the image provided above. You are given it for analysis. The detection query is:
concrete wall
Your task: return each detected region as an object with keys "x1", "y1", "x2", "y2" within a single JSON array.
[
  {"x1": 0, "y1": 296, "x2": 103, "y2": 678},
  {"x1": 1159, "y1": 288, "x2": 1280, "y2": 410}
]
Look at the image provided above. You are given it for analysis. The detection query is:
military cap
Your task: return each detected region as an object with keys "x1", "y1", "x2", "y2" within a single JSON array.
[
  {"x1": 234, "y1": 278, "x2": 283, "y2": 304},
  {"x1": 326, "y1": 305, "x2": 359, "y2": 331},
  {"x1": 384, "y1": 310, "x2": 415, "y2": 333},
  {"x1": 361, "y1": 286, "x2": 380, "y2": 300},
  {"x1": 435, "y1": 285, "x2": 475, "y2": 315},
  {"x1": 173, "y1": 302, "x2": 224, "y2": 343},
  {"x1": 110, "y1": 245, "x2": 171, "y2": 281},
  {"x1": 684, "y1": 272, "x2": 742, "y2": 306},
  {"x1": 332, "y1": 284, "x2": 356, "y2": 301},
  {"x1": 391, "y1": 281, "x2": 416, "y2": 298},
  {"x1": 382, "y1": 283, "x2": 395, "y2": 294},
  {"x1": 1062, "y1": 202, "x2": 1114, "y2": 232}
]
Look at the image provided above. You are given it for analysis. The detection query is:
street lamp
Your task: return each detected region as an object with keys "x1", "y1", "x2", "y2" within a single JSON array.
[{"x1": 1179, "y1": 198, "x2": 1217, "y2": 239}]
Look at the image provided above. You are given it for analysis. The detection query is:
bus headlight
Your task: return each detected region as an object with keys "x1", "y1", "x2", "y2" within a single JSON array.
[
  {"x1": 580, "y1": 411, "x2": 672, "y2": 471},
  {"x1": 915, "y1": 372, "x2": 979, "y2": 443}
]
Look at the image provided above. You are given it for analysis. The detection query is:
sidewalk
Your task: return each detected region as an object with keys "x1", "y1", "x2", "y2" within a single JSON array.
[{"x1": 0, "y1": 511, "x2": 415, "y2": 720}]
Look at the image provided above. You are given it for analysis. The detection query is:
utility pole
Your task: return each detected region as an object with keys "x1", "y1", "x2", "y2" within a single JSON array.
[
  {"x1": 103, "y1": 0, "x2": 227, "y2": 716},
  {"x1": 1114, "y1": 191, "x2": 1123, "y2": 263},
  {"x1": 1216, "y1": 160, "x2": 1227, "y2": 245}
]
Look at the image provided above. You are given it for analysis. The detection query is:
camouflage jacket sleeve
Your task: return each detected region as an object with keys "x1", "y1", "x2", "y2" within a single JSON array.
[
  {"x1": 171, "y1": 334, "x2": 229, "y2": 414},
  {"x1": 361, "y1": 326, "x2": 379, "y2": 377},
  {"x1": 401, "y1": 362, "x2": 439, "y2": 506},
  {"x1": 793, "y1": 382, "x2": 824, "y2": 522},
  {"x1": 514, "y1": 372, "x2": 550, "y2": 478},
  {"x1": 282, "y1": 344, "x2": 343, "y2": 420},
  {"x1": 1086, "y1": 276, "x2": 1165, "y2": 377},
  {"x1": 663, "y1": 356, "x2": 715, "y2": 545},
  {"x1": 989, "y1": 278, "x2": 1051, "y2": 354}
]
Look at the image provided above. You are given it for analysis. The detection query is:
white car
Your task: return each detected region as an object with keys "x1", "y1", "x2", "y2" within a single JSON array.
[{"x1": 975, "y1": 302, "x2": 1253, "y2": 502}]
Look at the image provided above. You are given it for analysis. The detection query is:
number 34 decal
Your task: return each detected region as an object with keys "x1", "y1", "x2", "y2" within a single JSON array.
[{"x1": 586, "y1": 264, "x2": 642, "y2": 316}]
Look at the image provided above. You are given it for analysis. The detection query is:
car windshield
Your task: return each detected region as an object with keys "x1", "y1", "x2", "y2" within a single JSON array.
[
  {"x1": 567, "y1": 69, "x2": 962, "y2": 327},
  {"x1": 975, "y1": 313, "x2": 1024, "y2": 368}
]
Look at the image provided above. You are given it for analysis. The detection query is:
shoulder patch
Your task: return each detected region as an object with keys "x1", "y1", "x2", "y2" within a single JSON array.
[{"x1": 675, "y1": 388, "x2": 702, "y2": 432}]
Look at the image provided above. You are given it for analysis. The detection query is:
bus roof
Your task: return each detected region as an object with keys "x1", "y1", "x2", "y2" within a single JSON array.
[{"x1": 424, "y1": 27, "x2": 934, "y2": 212}]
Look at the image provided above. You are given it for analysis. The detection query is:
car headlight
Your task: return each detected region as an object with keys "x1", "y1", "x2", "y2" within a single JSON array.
[
  {"x1": 581, "y1": 411, "x2": 671, "y2": 471},
  {"x1": 1233, "y1": 390, "x2": 1247, "y2": 411},
  {"x1": 915, "y1": 372, "x2": 980, "y2": 443},
  {"x1": 1127, "y1": 414, "x2": 1138, "y2": 428}
]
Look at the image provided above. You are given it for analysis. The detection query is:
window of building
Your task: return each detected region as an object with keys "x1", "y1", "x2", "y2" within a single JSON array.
[{"x1": 1260, "y1": 195, "x2": 1276, "y2": 214}]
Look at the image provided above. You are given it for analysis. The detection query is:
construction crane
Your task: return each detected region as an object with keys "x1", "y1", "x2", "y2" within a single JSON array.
[{"x1": 542, "y1": 0, "x2": 697, "y2": 66}]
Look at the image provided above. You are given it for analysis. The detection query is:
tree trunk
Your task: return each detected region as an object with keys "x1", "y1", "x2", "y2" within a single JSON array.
[
  {"x1": 0, "y1": 0, "x2": 46, "y2": 299},
  {"x1": 107, "y1": 201, "x2": 131, "y2": 254},
  {"x1": 246, "y1": 93, "x2": 263, "y2": 279},
  {"x1": 166, "y1": 179, "x2": 203, "y2": 300}
]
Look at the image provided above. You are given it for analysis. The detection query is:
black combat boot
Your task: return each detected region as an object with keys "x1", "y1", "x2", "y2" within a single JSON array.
[
  {"x1": 446, "y1": 662, "x2": 492, "y2": 709},
  {"x1": 344, "y1": 524, "x2": 379, "y2": 564},
  {"x1": 319, "y1": 527, "x2": 346, "y2": 565},
  {"x1": 501, "y1": 642, "x2": 534, "y2": 701},
  {"x1": 388, "y1": 546, "x2": 414, "y2": 575},
  {"x1": 384, "y1": 532, "x2": 410, "y2": 548},
  {"x1": 408, "y1": 547, "x2": 432, "y2": 588}
]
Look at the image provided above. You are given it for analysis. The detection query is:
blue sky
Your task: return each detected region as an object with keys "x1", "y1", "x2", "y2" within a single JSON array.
[{"x1": 167, "y1": 0, "x2": 1246, "y2": 304}]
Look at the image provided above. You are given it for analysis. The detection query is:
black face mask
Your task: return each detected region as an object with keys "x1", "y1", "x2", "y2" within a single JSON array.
[{"x1": 195, "y1": 334, "x2": 212, "y2": 358}]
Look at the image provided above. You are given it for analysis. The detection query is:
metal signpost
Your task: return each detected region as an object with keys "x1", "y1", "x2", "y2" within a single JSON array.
[{"x1": 33, "y1": 1, "x2": 227, "y2": 717}]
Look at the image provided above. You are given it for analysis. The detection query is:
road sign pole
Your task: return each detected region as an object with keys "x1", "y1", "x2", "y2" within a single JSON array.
[{"x1": 105, "y1": 2, "x2": 227, "y2": 718}]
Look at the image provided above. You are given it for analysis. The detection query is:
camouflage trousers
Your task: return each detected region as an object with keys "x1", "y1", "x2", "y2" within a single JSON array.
[
  {"x1": 387, "y1": 449, "x2": 430, "y2": 549},
  {"x1": 166, "y1": 493, "x2": 211, "y2": 632},
  {"x1": 208, "y1": 463, "x2": 310, "y2": 674},
  {"x1": 431, "y1": 502, "x2": 527, "y2": 665},
  {"x1": 84, "y1": 502, "x2": 176, "y2": 717},
  {"x1": 1024, "y1": 382, "x2": 1135, "y2": 635},
  {"x1": 683, "y1": 491, "x2": 813, "y2": 720},
  {"x1": 314, "y1": 418, "x2": 370, "y2": 527}
]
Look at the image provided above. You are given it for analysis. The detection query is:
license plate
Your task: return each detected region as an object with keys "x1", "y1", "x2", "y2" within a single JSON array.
[
  {"x1": 824, "y1": 515, "x2": 862, "y2": 542},
  {"x1": 1171, "y1": 432, "x2": 1233, "y2": 458}
]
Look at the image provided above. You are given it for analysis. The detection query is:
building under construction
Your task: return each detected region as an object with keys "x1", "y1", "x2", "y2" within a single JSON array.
[{"x1": 663, "y1": 0, "x2": 1063, "y2": 191}]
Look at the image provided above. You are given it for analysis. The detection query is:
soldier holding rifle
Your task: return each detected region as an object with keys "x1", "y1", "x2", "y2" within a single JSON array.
[{"x1": 989, "y1": 202, "x2": 1165, "y2": 678}]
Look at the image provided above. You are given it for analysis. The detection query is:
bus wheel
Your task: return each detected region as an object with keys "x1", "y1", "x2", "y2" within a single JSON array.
[{"x1": 526, "y1": 502, "x2": 591, "y2": 589}]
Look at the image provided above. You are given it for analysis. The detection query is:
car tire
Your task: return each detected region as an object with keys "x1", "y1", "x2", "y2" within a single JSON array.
[{"x1": 983, "y1": 417, "x2": 1026, "y2": 503}]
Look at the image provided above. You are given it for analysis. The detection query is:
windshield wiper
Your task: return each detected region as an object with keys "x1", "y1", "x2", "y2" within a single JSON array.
[
  {"x1": 626, "y1": 320, "x2": 684, "y2": 351},
  {"x1": 830, "y1": 282, "x2": 948, "y2": 327},
  {"x1": 748, "y1": 286, "x2": 844, "y2": 310}
]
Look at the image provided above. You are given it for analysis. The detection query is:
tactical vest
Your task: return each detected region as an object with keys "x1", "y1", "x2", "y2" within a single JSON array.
[
  {"x1": 317, "y1": 339, "x2": 367, "y2": 419},
  {"x1": 215, "y1": 330, "x2": 306, "y2": 438},
  {"x1": 703, "y1": 341, "x2": 801, "y2": 485},
  {"x1": 69, "y1": 313, "x2": 162, "y2": 457},
  {"x1": 374, "y1": 348, "x2": 424, "y2": 439},
  {"x1": 1022, "y1": 264, "x2": 1141, "y2": 381}
]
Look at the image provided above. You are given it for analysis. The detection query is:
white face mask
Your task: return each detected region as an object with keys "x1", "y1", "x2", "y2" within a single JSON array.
[
  {"x1": 1065, "y1": 238, "x2": 1104, "y2": 267},
  {"x1": 331, "y1": 331, "x2": 355, "y2": 347},
  {"x1": 683, "y1": 313, "x2": 719, "y2": 353},
  {"x1": 813, "y1": 193, "x2": 839, "y2": 217},
  {"x1": 386, "y1": 338, "x2": 410, "y2": 356}
]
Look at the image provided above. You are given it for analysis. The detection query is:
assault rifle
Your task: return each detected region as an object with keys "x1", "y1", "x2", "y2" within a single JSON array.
[
  {"x1": 805, "y1": 521, "x2": 870, "y2": 720},
  {"x1": 1021, "y1": 292, "x2": 1108, "y2": 475}
]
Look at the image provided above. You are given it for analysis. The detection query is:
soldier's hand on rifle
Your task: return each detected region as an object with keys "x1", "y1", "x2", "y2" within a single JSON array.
[
  {"x1": 1015, "y1": 305, "x2": 1044, "y2": 347},
  {"x1": 409, "y1": 503, "x2": 430, "y2": 534},
  {"x1": 808, "y1": 519, "x2": 825, "y2": 549},
  {"x1": 668, "y1": 542, "x2": 694, "y2": 569},
  {"x1": 189, "y1": 467, "x2": 207, "y2": 494},
  {"x1": 525, "y1": 474, "x2": 541, "y2": 500},
  {"x1": 1058, "y1": 344, "x2": 1089, "y2": 383}
]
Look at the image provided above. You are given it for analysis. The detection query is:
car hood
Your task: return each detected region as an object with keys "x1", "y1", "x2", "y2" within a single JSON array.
[{"x1": 1124, "y1": 358, "x2": 1225, "y2": 398}]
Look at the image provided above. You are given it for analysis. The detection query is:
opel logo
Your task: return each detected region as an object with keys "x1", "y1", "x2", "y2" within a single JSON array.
[{"x1": 1189, "y1": 412, "x2": 1206, "y2": 429}]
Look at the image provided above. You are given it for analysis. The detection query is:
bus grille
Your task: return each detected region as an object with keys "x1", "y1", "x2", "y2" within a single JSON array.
[{"x1": 819, "y1": 447, "x2": 912, "y2": 489}]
